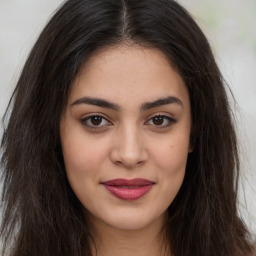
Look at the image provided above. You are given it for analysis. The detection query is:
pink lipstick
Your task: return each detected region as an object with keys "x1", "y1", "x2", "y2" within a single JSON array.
[{"x1": 102, "y1": 178, "x2": 154, "y2": 200}]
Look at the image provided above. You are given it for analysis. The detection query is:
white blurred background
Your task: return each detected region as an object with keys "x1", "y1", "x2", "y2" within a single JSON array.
[{"x1": 0, "y1": 0, "x2": 255, "y2": 236}]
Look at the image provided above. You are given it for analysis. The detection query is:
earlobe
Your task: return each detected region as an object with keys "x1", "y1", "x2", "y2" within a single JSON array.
[
  {"x1": 188, "y1": 133, "x2": 195, "y2": 153},
  {"x1": 188, "y1": 144, "x2": 193, "y2": 153}
]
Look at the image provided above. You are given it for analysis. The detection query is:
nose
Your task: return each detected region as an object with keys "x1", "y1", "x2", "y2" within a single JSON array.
[{"x1": 110, "y1": 124, "x2": 148, "y2": 169}]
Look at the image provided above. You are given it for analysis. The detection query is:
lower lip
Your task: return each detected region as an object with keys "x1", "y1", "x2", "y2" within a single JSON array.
[{"x1": 103, "y1": 184, "x2": 153, "y2": 200}]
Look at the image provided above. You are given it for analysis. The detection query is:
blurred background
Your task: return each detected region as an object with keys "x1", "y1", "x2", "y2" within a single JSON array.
[{"x1": 0, "y1": 0, "x2": 255, "y2": 235}]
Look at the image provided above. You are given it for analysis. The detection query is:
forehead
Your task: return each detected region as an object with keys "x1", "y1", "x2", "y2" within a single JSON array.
[{"x1": 69, "y1": 45, "x2": 189, "y2": 108}]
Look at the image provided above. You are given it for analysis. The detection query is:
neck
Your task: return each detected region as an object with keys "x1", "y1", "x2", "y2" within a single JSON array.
[{"x1": 88, "y1": 213, "x2": 171, "y2": 256}]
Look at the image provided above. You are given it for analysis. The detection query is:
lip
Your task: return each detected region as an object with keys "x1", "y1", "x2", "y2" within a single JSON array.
[{"x1": 101, "y1": 178, "x2": 155, "y2": 201}]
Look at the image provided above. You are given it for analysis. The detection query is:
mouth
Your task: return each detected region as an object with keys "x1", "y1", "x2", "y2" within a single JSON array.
[{"x1": 101, "y1": 178, "x2": 155, "y2": 201}]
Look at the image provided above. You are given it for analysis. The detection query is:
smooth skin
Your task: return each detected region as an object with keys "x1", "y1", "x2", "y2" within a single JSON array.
[{"x1": 60, "y1": 44, "x2": 192, "y2": 256}]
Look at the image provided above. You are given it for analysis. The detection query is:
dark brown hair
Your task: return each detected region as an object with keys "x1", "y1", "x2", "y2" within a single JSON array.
[{"x1": 1, "y1": 0, "x2": 255, "y2": 255}]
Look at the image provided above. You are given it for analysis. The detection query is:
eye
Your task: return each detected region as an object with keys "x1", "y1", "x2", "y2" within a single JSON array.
[
  {"x1": 146, "y1": 114, "x2": 176, "y2": 128},
  {"x1": 80, "y1": 115, "x2": 111, "y2": 129}
]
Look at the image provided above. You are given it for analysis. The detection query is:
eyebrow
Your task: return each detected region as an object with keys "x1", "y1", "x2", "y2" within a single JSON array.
[
  {"x1": 141, "y1": 96, "x2": 183, "y2": 111},
  {"x1": 71, "y1": 96, "x2": 183, "y2": 111},
  {"x1": 71, "y1": 97, "x2": 120, "y2": 111}
]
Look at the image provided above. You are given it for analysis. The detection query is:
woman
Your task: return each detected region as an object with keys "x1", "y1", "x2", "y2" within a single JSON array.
[{"x1": 1, "y1": 0, "x2": 255, "y2": 255}]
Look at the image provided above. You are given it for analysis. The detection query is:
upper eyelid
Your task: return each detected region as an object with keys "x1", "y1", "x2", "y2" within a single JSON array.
[
  {"x1": 146, "y1": 112, "x2": 176, "y2": 120},
  {"x1": 145, "y1": 115, "x2": 176, "y2": 124},
  {"x1": 80, "y1": 112, "x2": 176, "y2": 124},
  {"x1": 80, "y1": 114, "x2": 112, "y2": 127},
  {"x1": 81, "y1": 113, "x2": 112, "y2": 121},
  {"x1": 145, "y1": 113, "x2": 177, "y2": 127}
]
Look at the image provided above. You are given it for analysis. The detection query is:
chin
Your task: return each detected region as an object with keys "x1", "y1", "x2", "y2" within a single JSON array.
[{"x1": 94, "y1": 208, "x2": 167, "y2": 232}]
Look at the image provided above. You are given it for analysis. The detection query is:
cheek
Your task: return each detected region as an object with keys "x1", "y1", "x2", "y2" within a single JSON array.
[
  {"x1": 152, "y1": 134, "x2": 190, "y2": 173},
  {"x1": 61, "y1": 130, "x2": 109, "y2": 175},
  {"x1": 151, "y1": 135, "x2": 189, "y2": 202},
  {"x1": 61, "y1": 137, "x2": 108, "y2": 206}
]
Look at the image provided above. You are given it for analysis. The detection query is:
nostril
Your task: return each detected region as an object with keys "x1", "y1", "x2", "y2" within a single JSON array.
[
  {"x1": 109, "y1": 134, "x2": 148, "y2": 168},
  {"x1": 115, "y1": 161, "x2": 123, "y2": 166},
  {"x1": 112, "y1": 158, "x2": 146, "y2": 169},
  {"x1": 137, "y1": 160, "x2": 144, "y2": 165}
]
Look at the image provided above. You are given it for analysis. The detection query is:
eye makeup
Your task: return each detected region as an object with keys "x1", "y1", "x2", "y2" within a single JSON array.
[{"x1": 80, "y1": 112, "x2": 177, "y2": 131}]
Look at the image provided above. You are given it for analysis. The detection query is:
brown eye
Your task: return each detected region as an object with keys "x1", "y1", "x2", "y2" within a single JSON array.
[
  {"x1": 152, "y1": 116, "x2": 164, "y2": 125},
  {"x1": 146, "y1": 115, "x2": 176, "y2": 128},
  {"x1": 80, "y1": 115, "x2": 111, "y2": 129},
  {"x1": 90, "y1": 116, "x2": 103, "y2": 125}
]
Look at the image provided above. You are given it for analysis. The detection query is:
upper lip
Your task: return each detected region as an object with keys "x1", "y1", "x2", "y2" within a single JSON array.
[{"x1": 101, "y1": 178, "x2": 155, "y2": 186}]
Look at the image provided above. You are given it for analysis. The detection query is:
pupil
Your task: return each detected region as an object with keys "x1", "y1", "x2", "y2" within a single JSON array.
[
  {"x1": 91, "y1": 116, "x2": 102, "y2": 125},
  {"x1": 153, "y1": 116, "x2": 164, "y2": 125}
]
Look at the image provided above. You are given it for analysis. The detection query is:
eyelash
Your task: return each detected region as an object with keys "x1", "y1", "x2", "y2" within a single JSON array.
[
  {"x1": 145, "y1": 114, "x2": 177, "y2": 128},
  {"x1": 80, "y1": 115, "x2": 112, "y2": 130},
  {"x1": 80, "y1": 114, "x2": 176, "y2": 130}
]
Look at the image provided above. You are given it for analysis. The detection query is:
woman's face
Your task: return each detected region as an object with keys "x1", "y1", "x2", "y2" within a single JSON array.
[{"x1": 60, "y1": 45, "x2": 192, "y2": 231}]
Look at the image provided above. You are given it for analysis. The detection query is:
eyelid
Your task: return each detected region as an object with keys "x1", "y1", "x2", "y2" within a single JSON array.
[
  {"x1": 145, "y1": 113, "x2": 177, "y2": 128},
  {"x1": 80, "y1": 113, "x2": 112, "y2": 129},
  {"x1": 79, "y1": 112, "x2": 177, "y2": 130}
]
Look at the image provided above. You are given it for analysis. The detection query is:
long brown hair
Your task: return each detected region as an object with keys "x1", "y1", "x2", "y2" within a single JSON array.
[{"x1": 1, "y1": 0, "x2": 255, "y2": 255}]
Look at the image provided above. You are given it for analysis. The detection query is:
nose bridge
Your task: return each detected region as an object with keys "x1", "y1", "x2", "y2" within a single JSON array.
[
  {"x1": 121, "y1": 123, "x2": 140, "y2": 155},
  {"x1": 110, "y1": 122, "x2": 147, "y2": 168}
]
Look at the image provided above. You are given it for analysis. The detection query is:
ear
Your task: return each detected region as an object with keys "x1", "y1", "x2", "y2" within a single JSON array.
[
  {"x1": 188, "y1": 141, "x2": 194, "y2": 153},
  {"x1": 188, "y1": 132, "x2": 195, "y2": 153}
]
